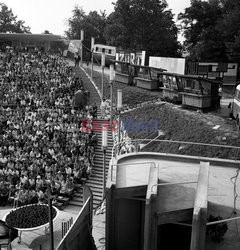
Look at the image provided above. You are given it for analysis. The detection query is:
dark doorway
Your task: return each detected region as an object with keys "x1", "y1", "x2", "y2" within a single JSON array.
[{"x1": 157, "y1": 223, "x2": 191, "y2": 250}]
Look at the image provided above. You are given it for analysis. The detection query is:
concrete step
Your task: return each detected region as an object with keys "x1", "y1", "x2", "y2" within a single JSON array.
[{"x1": 70, "y1": 66, "x2": 114, "y2": 208}]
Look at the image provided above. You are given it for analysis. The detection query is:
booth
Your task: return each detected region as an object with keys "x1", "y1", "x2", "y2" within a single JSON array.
[
  {"x1": 159, "y1": 72, "x2": 184, "y2": 103},
  {"x1": 134, "y1": 66, "x2": 166, "y2": 90},
  {"x1": 115, "y1": 61, "x2": 136, "y2": 85},
  {"x1": 180, "y1": 75, "x2": 220, "y2": 109}
]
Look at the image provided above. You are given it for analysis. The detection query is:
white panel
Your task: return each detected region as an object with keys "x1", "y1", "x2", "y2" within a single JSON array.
[{"x1": 149, "y1": 56, "x2": 186, "y2": 74}]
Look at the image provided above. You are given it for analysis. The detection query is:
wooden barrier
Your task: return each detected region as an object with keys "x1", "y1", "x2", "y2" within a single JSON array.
[{"x1": 190, "y1": 161, "x2": 210, "y2": 250}]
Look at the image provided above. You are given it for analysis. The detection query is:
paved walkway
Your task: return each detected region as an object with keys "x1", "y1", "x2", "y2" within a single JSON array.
[
  {"x1": 0, "y1": 206, "x2": 78, "y2": 250},
  {"x1": 0, "y1": 205, "x2": 105, "y2": 250}
]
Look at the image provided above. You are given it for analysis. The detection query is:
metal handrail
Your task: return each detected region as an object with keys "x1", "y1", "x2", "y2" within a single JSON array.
[
  {"x1": 109, "y1": 161, "x2": 156, "y2": 182},
  {"x1": 111, "y1": 138, "x2": 240, "y2": 159}
]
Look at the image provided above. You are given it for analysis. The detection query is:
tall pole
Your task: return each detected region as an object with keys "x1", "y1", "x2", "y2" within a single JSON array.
[
  {"x1": 102, "y1": 67, "x2": 104, "y2": 99},
  {"x1": 118, "y1": 111, "x2": 121, "y2": 154},
  {"x1": 47, "y1": 185, "x2": 54, "y2": 250},
  {"x1": 80, "y1": 29, "x2": 84, "y2": 67},
  {"x1": 103, "y1": 148, "x2": 106, "y2": 198},
  {"x1": 102, "y1": 127, "x2": 108, "y2": 199},
  {"x1": 91, "y1": 37, "x2": 95, "y2": 80},
  {"x1": 110, "y1": 82, "x2": 113, "y2": 122},
  {"x1": 117, "y1": 89, "x2": 123, "y2": 154},
  {"x1": 101, "y1": 51, "x2": 105, "y2": 99},
  {"x1": 109, "y1": 64, "x2": 114, "y2": 122}
]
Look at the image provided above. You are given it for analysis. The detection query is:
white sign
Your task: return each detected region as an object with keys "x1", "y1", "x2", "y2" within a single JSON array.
[
  {"x1": 149, "y1": 56, "x2": 186, "y2": 74},
  {"x1": 101, "y1": 52, "x2": 105, "y2": 67}
]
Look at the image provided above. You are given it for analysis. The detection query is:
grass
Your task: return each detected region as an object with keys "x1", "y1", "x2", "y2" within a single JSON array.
[
  {"x1": 83, "y1": 64, "x2": 240, "y2": 160},
  {"x1": 84, "y1": 66, "x2": 161, "y2": 106},
  {"x1": 121, "y1": 103, "x2": 240, "y2": 160}
]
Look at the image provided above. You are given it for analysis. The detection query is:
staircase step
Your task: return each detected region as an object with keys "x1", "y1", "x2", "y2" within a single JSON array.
[
  {"x1": 69, "y1": 200, "x2": 83, "y2": 206},
  {"x1": 70, "y1": 66, "x2": 114, "y2": 209}
]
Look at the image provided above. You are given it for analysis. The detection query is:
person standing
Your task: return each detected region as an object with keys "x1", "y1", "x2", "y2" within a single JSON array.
[
  {"x1": 218, "y1": 84, "x2": 223, "y2": 108},
  {"x1": 100, "y1": 99, "x2": 107, "y2": 119}
]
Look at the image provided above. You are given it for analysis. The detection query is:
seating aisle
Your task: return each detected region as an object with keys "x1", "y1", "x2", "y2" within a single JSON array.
[{"x1": 68, "y1": 65, "x2": 113, "y2": 209}]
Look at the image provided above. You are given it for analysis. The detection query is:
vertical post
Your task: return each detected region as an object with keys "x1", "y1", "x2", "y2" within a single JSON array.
[
  {"x1": 110, "y1": 81, "x2": 113, "y2": 122},
  {"x1": 47, "y1": 185, "x2": 54, "y2": 250},
  {"x1": 91, "y1": 37, "x2": 95, "y2": 80},
  {"x1": 109, "y1": 64, "x2": 114, "y2": 122},
  {"x1": 117, "y1": 89, "x2": 122, "y2": 154},
  {"x1": 101, "y1": 51, "x2": 105, "y2": 99},
  {"x1": 102, "y1": 127, "x2": 108, "y2": 199},
  {"x1": 190, "y1": 162, "x2": 209, "y2": 250},
  {"x1": 118, "y1": 112, "x2": 121, "y2": 154},
  {"x1": 80, "y1": 29, "x2": 84, "y2": 67},
  {"x1": 103, "y1": 148, "x2": 106, "y2": 198}
]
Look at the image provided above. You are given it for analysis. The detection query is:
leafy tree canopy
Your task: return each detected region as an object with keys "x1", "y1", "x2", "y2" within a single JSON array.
[
  {"x1": 178, "y1": 0, "x2": 240, "y2": 63},
  {"x1": 0, "y1": 3, "x2": 30, "y2": 33},
  {"x1": 66, "y1": 1, "x2": 182, "y2": 57},
  {"x1": 105, "y1": 0, "x2": 181, "y2": 57},
  {"x1": 65, "y1": 5, "x2": 106, "y2": 45}
]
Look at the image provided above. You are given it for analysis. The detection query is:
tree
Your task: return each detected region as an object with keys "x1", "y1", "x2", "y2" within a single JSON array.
[
  {"x1": 104, "y1": 0, "x2": 181, "y2": 57},
  {"x1": 0, "y1": 3, "x2": 30, "y2": 33},
  {"x1": 103, "y1": 12, "x2": 129, "y2": 48},
  {"x1": 218, "y1": 0, "x2": 240, "y2": 62},
  {"x1": 178, "y1": 0, "x2": 227, "y2": 61},
  {"x1": 65, "y1": 6, "x2": 106, "y2": 43},
  {"x1": 65, "y1": 5, "x2": 86, "y2": 39},
  {"x1": 43, "y1": 30, "x2": 52, "y2": 34}
]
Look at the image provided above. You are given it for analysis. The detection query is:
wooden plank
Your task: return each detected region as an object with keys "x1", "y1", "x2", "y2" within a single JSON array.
[
  {"x1": 190, "y1": 161, "x2": 210, "y2": 250},
  {"x1": 157, "y1": 208, "x2": 193, "y2": 225},
  {"x1": 144, "y1": 164, "x2": 159, "y2": 250},
  {"x1": 113, "y1": 185, "x2": 147, "y2": 199}
]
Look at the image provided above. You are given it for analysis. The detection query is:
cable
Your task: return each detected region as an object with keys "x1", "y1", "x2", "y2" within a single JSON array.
[
  {"x1": 230, "y1": 168, "x2": 240, "y2": 216},
  {"x1": 82, "y1": 43, "x2": 92, "y2": 52},
  {"x1": 229, "y1": 165, "x2": 240, "y2": 242}
]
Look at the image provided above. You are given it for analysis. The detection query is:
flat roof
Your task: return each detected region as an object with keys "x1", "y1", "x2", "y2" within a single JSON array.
[
  {"x1": 113, "y1": 152, "x2": 240, "y2": 214},
  {"x1": 0, "y1": 33, "x2": 66, "y2": 42}
]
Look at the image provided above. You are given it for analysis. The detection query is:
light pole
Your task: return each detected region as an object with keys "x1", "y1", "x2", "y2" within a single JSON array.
[
  {"x1": 80, "y1": 29, "x2": 84, "y2": 67},
  {"x1": 47, "y1": 185, "x2": 54, "y2": 250},
  {"x1": 101, "y1": 51, "x2": 105, "y2": 99},
  {"x1": 117, "y1": 89, "x2": 123, "y2": 154},
  {"x1": 109, "y1": 64, "x2": 115, "y2": 122},
  {"x1": 91, "y1": 37, "x2": 95, "y2": 80},
  {"x1": 102, "y1": 125, "x2": 108, "y2": 199}
]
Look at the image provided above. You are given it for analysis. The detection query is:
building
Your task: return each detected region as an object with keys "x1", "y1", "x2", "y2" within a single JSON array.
[
  {"x1": 0, "y1": 33, "x2": 68, "y2": 52},
  {"x1": 105, "y1": 152, "x2": 240, "y2": 250}
]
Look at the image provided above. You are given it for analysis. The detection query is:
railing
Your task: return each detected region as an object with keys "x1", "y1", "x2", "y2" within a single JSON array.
[
  {"x1": 109, "y1": 161, "x2": 156, "y2": 183},
  {"x1": 62, "y1": 217, "x2": 73, "y2": 238},
  {"x1": 111, "y1": 138, "x2": 240, "y2": 159}
]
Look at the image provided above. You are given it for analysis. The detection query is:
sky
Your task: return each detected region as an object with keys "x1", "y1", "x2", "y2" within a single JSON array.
[{"x1": 2, "y1": 0, "x2": 191, "y2": 39}]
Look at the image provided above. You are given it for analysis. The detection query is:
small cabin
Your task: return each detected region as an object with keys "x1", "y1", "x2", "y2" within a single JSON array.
[
  {"x1": 134, "y1": 66, "x2": 166, "y2": 90},
  {"x1": 179, "y1": 76, "x2": 220, "y2": 109},
  {"x1": 93, "y1": 44, "x2": 116, "y2": 66},
  {"x1": 114, "y1": 61, "x2": 136, "y2": 85},
  {"x1": 158, "y1": 72, "x2": 184, "y2": 103}
]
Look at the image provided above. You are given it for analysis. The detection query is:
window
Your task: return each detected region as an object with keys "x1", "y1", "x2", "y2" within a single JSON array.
[{"x1": 236, "y1": 90, "x2": 240, "y2": 100}]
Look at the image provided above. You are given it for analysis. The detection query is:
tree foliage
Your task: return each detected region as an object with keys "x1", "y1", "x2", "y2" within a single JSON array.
[
  {"x1": 65, "y1": 5, "x2": 106, "y2": 45},
  {"x1": 65, "y1": 1, "x2": 181, "y2": 57},
  {"x1": 178, "y1": 0, "x2": 240, "y2": 63},
  {"x1": 0, "y1": 3, "x2": 30, "y2": 33},
  {"x1": 104, "y1": 0, "x2": 181, "y2": 57}
]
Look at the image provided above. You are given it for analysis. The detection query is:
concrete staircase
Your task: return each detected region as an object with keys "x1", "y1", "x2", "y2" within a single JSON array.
[{"x1": 68, "y1": 66, "x2": 113, "y2": 210}]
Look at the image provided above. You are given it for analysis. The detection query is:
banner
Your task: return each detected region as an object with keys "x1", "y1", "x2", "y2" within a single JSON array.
[{"x1": 68, "y1": 40, "x2": 81, "y2": 54}]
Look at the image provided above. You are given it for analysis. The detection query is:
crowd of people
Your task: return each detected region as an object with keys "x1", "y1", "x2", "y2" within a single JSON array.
[{"x1": 0, "y1": 47, "x2": 97, "y2": 207}]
